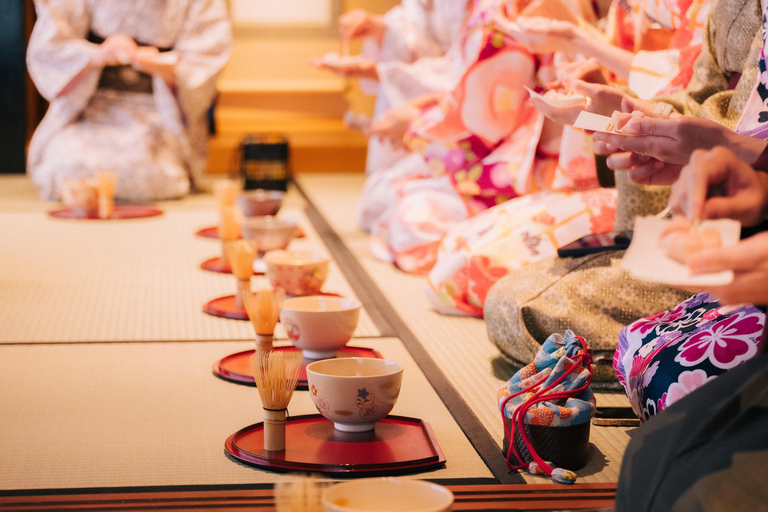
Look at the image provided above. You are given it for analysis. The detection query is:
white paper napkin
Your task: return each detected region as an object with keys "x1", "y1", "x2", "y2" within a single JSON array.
[
  {"x1": 573, "y1": 111, "x2": 640, "y2": 135},
  {"x1": 621, "y1": 216, "x2": 741, "y2": 286},
  {"x1": 525, "y1": 86, "x2": 586, "y2": 107}
]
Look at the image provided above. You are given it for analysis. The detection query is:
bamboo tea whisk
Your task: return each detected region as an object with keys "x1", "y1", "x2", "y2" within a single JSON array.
[
  {"x1": 224, "y1": 240, "x2": 258, "y2": 308},
  {"x1": 96, "y1": 170, "x2": 117, "y2": 219},
  {"x1": 250, "y1": 349, "x2": 303, "y2": 452},
  {"x1": 244, "y1": 287, "x2": 285, "y2": 352},
  {"x1": 212, "y1": 179, "x2": 241, "y2": 210},
  {"x1": 218, "y1": 206, "x2": 240, "y2": 265}
]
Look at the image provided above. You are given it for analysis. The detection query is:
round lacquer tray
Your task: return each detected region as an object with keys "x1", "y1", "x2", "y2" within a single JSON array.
[
  {"x1": 195, "y1": 225, "x2": 306, "y2": 239},
  {"x1": 195, "y1": 226, "x2": 221, "y2": 239},
  {"x1": 49, "y1": 205, "x2": 163, "y2": 220},
  {"x1": 225, "y1": 414, "x2": 446, "y2": 474},
  {"x1": 199, "y1": 257, "x2": 267, "y2": 275},
  {"x1": 202, "y1": 295, "x2": 248, "y2": 320},
  {"x1": 213, "y1": 346, "x2": 384, "y2": 389},
  {"x1": 200, "y1": 257, "x2": 232, "y2": 274}
]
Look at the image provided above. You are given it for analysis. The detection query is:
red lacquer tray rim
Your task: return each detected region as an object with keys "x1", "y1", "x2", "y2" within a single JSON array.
[
  {"x1": 195, "y1": 226, "x2": 221, "y2": 239},
  {"x1": 202, "y1": 295, "x2": 248, "y2": 320},
  {"x1": 224, "y1": 414, "x2": 446, "y2": 474},
  {"x1": 199, "y1": 257, "x2": 266, "y2": 275},
  {"x1": 48, "y1": 205, "x2": 163, "y2": 220},
  {"x1": 195, "y1": 225, "x2": 306, "y2": 239},
  {"x1": 200, "y1": 256, "x2": 231, "y2": 274},
  {"x1": 212, "y1": 346, "x2": 384, "y2": 388}
]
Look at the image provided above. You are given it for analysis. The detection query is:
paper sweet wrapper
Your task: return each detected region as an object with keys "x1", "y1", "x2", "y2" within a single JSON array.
[
  {"x1": 621, "y1": 216, "x2": 741, "y2": 287},
  {"x1": 573, "y1": 111, "x2": 639, "y2": 135},
  {"x1": 525, "y1": 87, "x2": 586, "y2": 108}
]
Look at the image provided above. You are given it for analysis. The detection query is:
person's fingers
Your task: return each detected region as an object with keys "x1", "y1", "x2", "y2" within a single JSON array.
[
  {"x1": 620, "y1": 97, "x2": 636, "y2": 114},
  {"x1": 593, "y1": 139, "x2": 618, "y2": 155},
  {"x1": 701, "y1": 276, "x2": 764, "y2": 305},
  {"x1": 593, "y1": 132, "x2": 654, "y2": 154},
  {"x1": 688, "y1": 236, "x2": 768, "y2": 274},
  {"x1": 606, "y1": 151, "x2": 650, "y2": 169},
  {"x1": 625, "y1": 161, "x2": 678, "y2": 185}
]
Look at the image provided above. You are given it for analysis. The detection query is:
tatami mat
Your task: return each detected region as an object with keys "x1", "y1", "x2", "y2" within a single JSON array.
[
  {"x1": 0, "y1": 190, "x2": 378, "y2": 343},
  {"x1": 0, "y1": 337, "x2": 491, "y2": 490},
  {"x1": 296, "y1": 173, "x2": 634, "y2": 484}
]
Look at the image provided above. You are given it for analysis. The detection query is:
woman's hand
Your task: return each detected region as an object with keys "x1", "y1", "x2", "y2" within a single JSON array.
[
  {"x1": 688, "y1": 231, "x2": 768, "y2": 304},
  {"x1": 529, "y1": 78, "x2": 629, "y2": 126},
  {"x1": 92, "y1": 33, "x2": 138, "y2": 66},
  {"x1": 132, "y1": 47, "x2": 178, "y2": 86},
  {"x1": 338, "y1": 9, "x2": 386, "y2": 44},
  {"x1": 670, "y1": 146, "x2": 768, "y2": 226},
  {"x1": 511, "y1": 16, "x2": 580, "y2": 55},
  {"x1": 368, "y1": 101, "x2": 423, "y2": 149},
  {"x1": 311, "y1": 57, "x2": 378, "y2": 80},
  {"x1": 593, "y1": 116, "x2": 744, "y2": 168}
]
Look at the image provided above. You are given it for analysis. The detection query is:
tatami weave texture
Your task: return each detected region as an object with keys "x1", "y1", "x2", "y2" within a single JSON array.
[
  {"x1": 297, "y1": 173, "x2": 634, "y2": 484},
  {"x1": 0, "y1": 193, "x2": 378, "y2": 343},
  {"x1": 0, "y1": 338, "x2": 490, "y2": 489}
]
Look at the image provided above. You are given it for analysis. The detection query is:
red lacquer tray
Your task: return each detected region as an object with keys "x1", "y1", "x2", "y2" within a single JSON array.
[
  {"x1": 225, "y1": 414, "x2": 446, "y2": 475},
  {"x1": 195, "y1": 225, "x2": 306, "y2": 239},
  {"x1": 49, "y1": 205, "x2": 163, "y2": 220},
  {"x1": 203, "y1": 292, "x2": 342, "y2": 321},
  {"x1": 200, "y1": 256, "x2": 232, "y2": 274},
  {"x1": 202, "y1": 295, "x2": 248, "y2": 320},
  {"x1": 199, "y1": 257, "x2": 266, "y2": 275},
  {"x1": 195, "y1": 226, "x2": 221, "y2": 239},
  {"x1": 213, "y1": 346, "x2": 384, "y2": 389}
]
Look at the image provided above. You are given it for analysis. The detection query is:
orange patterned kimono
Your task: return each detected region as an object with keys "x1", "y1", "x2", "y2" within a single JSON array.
[
  {"x1": 425, "y1": 0, "x2": 710, "y2": 316},
  {"x1": 363, "y1": 0, "x2": 602, "y2": 274}
]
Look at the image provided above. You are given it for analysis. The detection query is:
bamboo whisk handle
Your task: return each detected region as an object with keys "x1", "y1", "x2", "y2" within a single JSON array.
[
  {"x1": 235, "y1": 279, "x2": 250, "y2": 309},
  {"x1": 255, "y1": 334, "x2": 273, "y2": 352},
  {"x1": 263, "y1": 408, "x2": 287, "y2": 451}
]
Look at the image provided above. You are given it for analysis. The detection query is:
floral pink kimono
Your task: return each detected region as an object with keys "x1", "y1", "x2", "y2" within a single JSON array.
[
  {"x1": 364, "y1": 0, "x2": 602, "y2": 275},
  {"x1": 425, "y1": 0, "x2": 710, "y2": 316}
]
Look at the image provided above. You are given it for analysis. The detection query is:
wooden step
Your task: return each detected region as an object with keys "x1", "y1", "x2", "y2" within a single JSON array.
[
  {"x1": 207, "y1": 118, "x2": 368, "y2": 175},
  {"x1": 206, "y1": 78, "x2": 368, "y2": 175}
]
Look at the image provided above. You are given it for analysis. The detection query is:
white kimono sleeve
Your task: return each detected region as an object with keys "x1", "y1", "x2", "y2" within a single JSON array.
[{"x1": 27, "y1": 0, "x2": 100, "y2": 108}]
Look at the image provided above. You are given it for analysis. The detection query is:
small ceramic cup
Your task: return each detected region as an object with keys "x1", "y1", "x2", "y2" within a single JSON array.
[
  {"x1": 280, "y1": 296, "x2": 361, "y2": 359},
  {"x1": 60, "y1": 178, "x2": 98, "y2": 216},
  {"x1": 306, "y1": 358, "x2": 403, "y2": 432},
  {"x1": 239, "y1": 216, "x2": 297, "y2": 252},
  {"x1": 263, "y1": 250, "x2": 330, "y2": 296},
  {"x1": 236, "y1": 189, "x2": 284, "y2": 217},
  {"x1": 321, "y1": 478, "x2": 453, "y2": 512}
]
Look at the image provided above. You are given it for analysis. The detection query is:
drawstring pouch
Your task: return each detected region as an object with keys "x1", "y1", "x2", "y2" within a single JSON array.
[{"x1": 497, "y1": 330, "x2": 595, "y2": 484}]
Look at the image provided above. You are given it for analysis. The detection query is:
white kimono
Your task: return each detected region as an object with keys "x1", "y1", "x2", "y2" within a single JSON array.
[
  {"x1": 361, "y1": 0, "x2": 470, "y2": 175},
  {"x1": 27, "y1": 0, "x2": 232, "y2": 201}
]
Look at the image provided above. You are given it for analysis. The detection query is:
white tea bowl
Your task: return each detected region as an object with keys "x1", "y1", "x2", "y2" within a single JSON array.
[
  {"x1": 306, "y1": 358, "x2": 403, "y2": 432},
  {"x1": 321, "y1": 478, "x2": 453, "y2": 512},
  {"x1": 264, "y1": 250, "x2": 330, "y2": 296},
  {"x1": 239, "y1": 216, "x2": 296, "y2": 252},
  {"x1": 280, "y1": 296, "x2": 361, "y2": 359},
  {"x1": 236, "y1": 189, "x2": 284, "y2": 217}
]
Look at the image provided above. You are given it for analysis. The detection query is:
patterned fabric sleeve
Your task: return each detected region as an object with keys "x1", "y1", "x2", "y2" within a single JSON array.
[{"x1": 27, "y1": 0, "x2": 99, "y2": 103}]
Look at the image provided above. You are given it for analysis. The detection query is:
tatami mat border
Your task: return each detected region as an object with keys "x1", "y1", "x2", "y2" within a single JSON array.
[{"x1": 295, "y1": 182, "x2": 524, "y2": 485}]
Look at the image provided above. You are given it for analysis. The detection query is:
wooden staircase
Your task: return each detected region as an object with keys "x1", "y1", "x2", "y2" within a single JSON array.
[{"x1": 206, "y1": 78, "x2": 369, "y2": 176}]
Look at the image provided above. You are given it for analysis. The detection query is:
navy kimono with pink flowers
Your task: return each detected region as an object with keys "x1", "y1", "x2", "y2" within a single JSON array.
[{"x1": 614, "y1": 292, "x2": 765, "y2": 421}]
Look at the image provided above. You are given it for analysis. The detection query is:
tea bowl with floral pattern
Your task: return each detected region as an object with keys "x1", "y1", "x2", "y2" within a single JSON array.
[
  {"x1": 306, "y1": 358, "x2": 403, "y2": 432},
  {"x1": 264, "y1": 250, "x2": 330, "y2": 296},
  {"x1": 280, "y1": 296, "x2": 361, "y2": 359}
]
